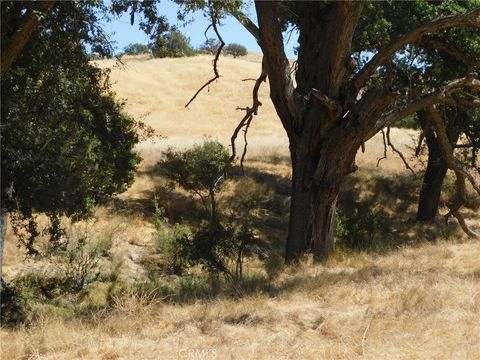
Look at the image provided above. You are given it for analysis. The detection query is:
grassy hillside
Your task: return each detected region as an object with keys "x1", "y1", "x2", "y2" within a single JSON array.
[{"x1": 2, "y1": 54, "x2": 479, "y2": 359}]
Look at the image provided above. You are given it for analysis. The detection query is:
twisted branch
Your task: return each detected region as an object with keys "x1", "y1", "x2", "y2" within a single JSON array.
[
  {"x1": 185, "y1": 7, "x2": 225, "y2": 108},
  {"x1": 428, "y1": 105, "x2": 480, "y2": 238},
  {"x1": 230, "y1": 57, "x2": 267, "y2": 172}
]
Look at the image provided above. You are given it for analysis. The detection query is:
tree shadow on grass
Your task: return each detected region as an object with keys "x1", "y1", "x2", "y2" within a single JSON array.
[
  {"x1": 337, "y1": 168, "x2": 452, "y2": 254},
  {"x1": 127, "y1": 261, "x2": 391, "y2": 306}
]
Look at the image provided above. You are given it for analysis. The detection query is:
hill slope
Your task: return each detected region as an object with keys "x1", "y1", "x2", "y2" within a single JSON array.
[{"x1": 2, "y1": 55, "x2": 479, "y2": 360}]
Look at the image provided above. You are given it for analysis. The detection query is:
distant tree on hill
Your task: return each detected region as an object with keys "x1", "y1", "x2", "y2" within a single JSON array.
[
  {"x1": 150, "y1": 29, "x2": 196, "y2": 58},
  {"x1": 122, "y1": 42, "x2": 151, "y2": 56},
  {"x1": 224, "y1": 43, "x2": 247, "y2": 58},
  {"x1": 199, "y1": 38, "x2": 222, "y2": 55}
]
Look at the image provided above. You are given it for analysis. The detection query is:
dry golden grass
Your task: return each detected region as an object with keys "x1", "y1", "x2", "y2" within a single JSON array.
[
  {"x1": 2, "y1": 239, "x2": 480, "y2": 359},
  {"x1": 2, "y1": 55, "x2": 480, "y2": 359}
]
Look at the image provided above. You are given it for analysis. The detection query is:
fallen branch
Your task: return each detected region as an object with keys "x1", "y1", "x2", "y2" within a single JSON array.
[{"x1": 361, "y1": 318, "x2": 373, "y2": 356}]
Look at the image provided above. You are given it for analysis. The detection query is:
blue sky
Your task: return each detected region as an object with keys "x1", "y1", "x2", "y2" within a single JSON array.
[{"x1": 101, "y1": 1, "x2": 298, "y2": 58}]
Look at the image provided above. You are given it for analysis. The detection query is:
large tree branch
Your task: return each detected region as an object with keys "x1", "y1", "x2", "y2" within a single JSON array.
[
  {"x1": 349, "y1": 87, "x2": 400, "y2": 129},
  {"x1": 428, "y1": 106, "x2": 480, "y2": 196},
  {"x1": 230, "y1": 57, "x2": 267, "y2": 171},
  {"x1": 370, "y1": 75, "x2": 480, "y2": 139},
  {"x1": 230, "y1": 11, "x2": 260, "y2": 45},
  {"x1": 352, "y1": 7, "x2": 480, "y2": 95},
  {"x1": 255, "y1": 0, "x2": 298, "y2": 138},
  {"x1": 1, "y1": 1, "x2": 55, "y2": 78},
  {"x1": 427, "y1": 106, "x2": 480, "y2": 238}
]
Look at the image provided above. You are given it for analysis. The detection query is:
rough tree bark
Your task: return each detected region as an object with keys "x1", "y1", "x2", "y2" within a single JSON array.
[
  {"x1": 0, "y1": 211, "x2": 8, "y2": 285},
  {"x1": 417, "y1": 130, "x2": 449, "y2": 223},
  {"x1": 416, "y1": 110, "x2": 460, "y2": 223},
  {"x1": 255, "y1": 1, "x2": 366, "y2": 261}
]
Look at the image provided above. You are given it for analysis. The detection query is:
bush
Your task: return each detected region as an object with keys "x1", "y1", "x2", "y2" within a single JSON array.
[
  {"x1": 153, "y1": 198, "x2": 190, "y2": 275},
  {"x1": 48, "y1": 227, "x2": 109, "y2": 293},
  {"x1": 224, "y1": 43, "x2": 247, "y2": 58},
  {"x1": 121, "y1": 43, "x2": 151, "y2": 56},
  {"x1": 0, "y1": 280, "x2": 27, "y2": 326},
  {"x1": 158, "y1": 139, "x2": 230, "y2": 222},
  {"x1": 336, "y1": 206, "x2": 385, "y2": 251},
  {"x1": 156, "y1": 141, "x2": 268, "y2": 279},
  {"x1": 150, "y1": 29, "x2": 196, "y2": 58}
]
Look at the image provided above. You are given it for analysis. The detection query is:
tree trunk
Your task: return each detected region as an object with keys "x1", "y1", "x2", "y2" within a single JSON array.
[
  {"x1": 0, "y1": 211, "x2": 8, "y2": 284},
  {"x1": 286, "y1": 129, "x2": 358, "y2": 262},
  {"x1": 416, "y1": 130, "x2": 448, "y2": 222},
  {"x1": 1, "y1": 1, "x2": 55, "y2": 78},
  {"x1": 416, "y1": 110, "x2": 460, "y2": 223}
]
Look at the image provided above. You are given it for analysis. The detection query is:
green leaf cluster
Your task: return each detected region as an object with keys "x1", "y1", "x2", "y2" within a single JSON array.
[{"x1": 1, "y1": 2, "x2": 140, "y2": 222}]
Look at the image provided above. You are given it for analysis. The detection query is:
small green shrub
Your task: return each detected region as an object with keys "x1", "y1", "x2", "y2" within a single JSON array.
[
  {"x1": 188, "y1": 222, "x2": 236, "y2": 276},
  {"x1": 153, "y1": 198, "x2": 190, "y2": 274},
  {"x1": 156, "y1": 141, "x2": 268, "y2": 279},
  {"x1": 49, "y1": 229, "x2": 107, "y2": 293},
  {"x1": 336, "y1": 206, "x2": 385, "y2": 251},
  {"x1": 0, "y1": 281, "x2": 27, "y2": 326},
  {"x1": 157, "y1": 139, "x2": 230, "y2": 222},
  {"x1": 224, "y1": 43, "x2": 247, "y2": 58}
]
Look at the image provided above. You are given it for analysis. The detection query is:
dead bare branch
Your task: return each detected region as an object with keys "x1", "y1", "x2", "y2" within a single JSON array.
[
  {"x1": 240, "y1": 117, "x2": 253, "y2": 171},
  {"x1": 386, "y1": 127, "x2": 415, "y2": 174},
  {"x1": 230, "y1": 57, "x2": 267, "y2": 171},
  {"x1": 376, "y1": 129, "x2": 388, "y2": 167},
  {"x1": 185, "y1": 7, "x2": 225, "y2": 108}
]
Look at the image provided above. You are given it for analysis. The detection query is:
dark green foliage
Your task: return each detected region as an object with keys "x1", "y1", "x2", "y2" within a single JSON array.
[
  {"x1": 121, "y1": 42, "x2": 151, "y2": 56},
  {"x1": 336, "y1": 207, "x2": 385, "y2": 251},
  {"x1": 1, "y1": 1, "x2": 140, "y2": 252},
  {"x1": 394, "y1": 114, "x2": 420, "y2": 130},
  {"x1": 187, "y1": 222, "x2": 236, "y2": 276},
  {"x1": 224, "y1": 43, "x2": 247, "y2": 58},
  {"x1": 150, "y1": 29, "x2": 196, "y2": 58},
  {"x1": 0, "y1": 280, "x2": 26, "y2": 327},
  {"x1": 158, "y1": 140, "x2": 230, "y2": 221}
]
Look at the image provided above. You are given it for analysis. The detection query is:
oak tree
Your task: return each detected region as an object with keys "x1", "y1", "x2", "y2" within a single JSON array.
[{"x1": 125, "y1": 0, "x2": 480, "y2": 261}]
